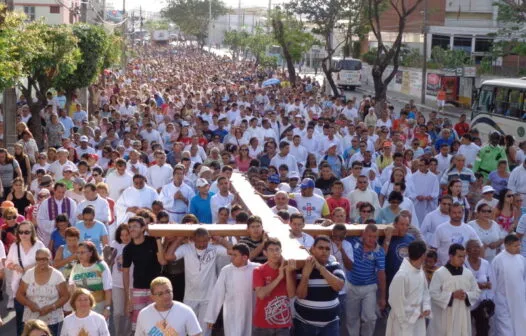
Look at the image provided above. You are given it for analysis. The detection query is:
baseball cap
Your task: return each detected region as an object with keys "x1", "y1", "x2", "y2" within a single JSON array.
[
  {"x1": 383, "y1": 141, "x2": 392, "y2": 148},
  {"x1": 63, "y1": 166, "x2": 74, "y2": 173},
  {"x1": 268, "y1": 174, "x2": 280, "y2": 184},
  {"x1": 80, "y1": 135, "x2": 89, "y2": 142},
  {"x1": 300, "y1": 178, "x2": 315, "y2": 189},
  {"x1": 482, "y1": 185, "x2": 495, "y2": 194},
  {"x1": 198, "y1": 166, "x2": 212, "y2": 177},
  {"x1": 196, "y1": 178, "x2": 209, "y2": 188}
]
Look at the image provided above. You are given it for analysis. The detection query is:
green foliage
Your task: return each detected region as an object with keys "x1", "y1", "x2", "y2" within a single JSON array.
[
  {"x1": 361, "y1": 48, "x2": 377, "y2": 64},
  {"x1": 162, "y1": 0, "x2": 227, "y2": 48},
  {"x1": 259, "y1": 55, "x2": 278, "y2": 68},
  {"x1": 55, "y1": 24, "x2": 109, "y2": 93},
  {"x1": 430, "y1": 46, "x2": 473, "y2": 68},
  {"x1": 16, "y1": 21, "x2": 81, "y2": 101},
  {"x1": 399, "y1": 47, "x2": 424, "y2": 68},
  {"x1": 271, "y1": 9, "x2": 318, "y2": 63},
  {"x1": 0, "y1": 5, "x2": 24, "y2": 92},
  {"x1": 490, "y1": 1, "x2": 526, "y2": 63},
  {"x1": 245, "y1": 27, "x2": 274, "y2": 66},
  {"x1": 143, "y1": 19, "x2": 170, "y2": 32},
  {"x1": 223, "y1": 30, "x2": 249, "y2": 60},
  {"x1": 103, "y1": 34, "x2": 122, "y2": 69}
]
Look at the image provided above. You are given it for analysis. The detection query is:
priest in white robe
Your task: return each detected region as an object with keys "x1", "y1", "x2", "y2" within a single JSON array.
[
  {"x1": 159, "y1": 166, "x2": 195, "y2": 223},
  {"x1": 386, "y1": 240, "x2": 431, "y2": 336},
  {"x1": 204, "y1": 244, "x2": 260, "y2": 336},
  {"x1": 491, "y1": 234, "x2": 526, "y2": 336},
  {"x1": 412, "y1": 160, "x2": 440, "y2": 225},
  {"x1": 429, "y1": 243, "x2": 480, "y2": 336},
  {"x1": 115, "y1": 174, "x2": 159, "y2": 225}
]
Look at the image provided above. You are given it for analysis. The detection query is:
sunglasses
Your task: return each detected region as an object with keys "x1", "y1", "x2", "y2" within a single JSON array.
[
  {"x1": 5, "y1": 216, "x2": 17, "y2": 220},
  {"x1": 18, "y1": 230, "x2": 31, "y2": 235}
]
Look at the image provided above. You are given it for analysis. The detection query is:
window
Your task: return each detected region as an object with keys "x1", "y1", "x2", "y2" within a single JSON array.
[
  {"x1": 475, "y1": 38, "x2": 493, "y2": 53},
  {"x1": 508, "y1": 89, "x2": 525, "y2": 119},
  {"x1": 453, "y1": 37, "x2": 472, "y2": 53},
  {"x1": 431, "y1": 35, "x2": 450, "y2": 50},
  {"x1": 339, "y1": 59, "x2": 362, "y2": 71},
  {"x1": 494, "y1": 87, "x2": 509, "y2": 116},
  {"x1": 23, "y1": 6, "x2": 36, "y2": 21},
  {"x1": 50, "y1": 6, "x2": 60, "y2": 14},
  {"x1": 476, "y1": 86, "x2": 494, "y2": 113}
]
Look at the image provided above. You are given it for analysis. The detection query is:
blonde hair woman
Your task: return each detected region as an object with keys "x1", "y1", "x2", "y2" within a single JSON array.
[{"x1": 21, "y1": 319, "x2": 52, "y2": 336}]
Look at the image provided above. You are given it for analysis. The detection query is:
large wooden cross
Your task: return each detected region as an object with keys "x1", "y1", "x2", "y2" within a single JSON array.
[{"x1": 149, "y1": 172, "x2": 391, "y2": 260}]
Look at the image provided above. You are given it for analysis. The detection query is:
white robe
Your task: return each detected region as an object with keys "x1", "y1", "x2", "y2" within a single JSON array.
[
  {"x1": 115, "y1": 185, "x2": 159, "y2": 225},
  {"x1": 386, "y1": 258, "x2": 431, "y2": 336},
  {"x1": 159, "y1": 182, "x2": 195, "y2": 223},
  {"x1": 204, "y1": 262, "x2": 259, "y2": 336},
  {"x1": 490, "y1": 250, "x2": 526, "y2": 336},
  {"x1": 411, "y1": 171, "x2": 440, "y2": 225},
  {"x1": 428, "y1": 266, "x2": 481, "y2": 336}
]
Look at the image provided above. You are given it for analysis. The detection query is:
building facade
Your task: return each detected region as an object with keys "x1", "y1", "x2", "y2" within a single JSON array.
[{"x1": 14, "y1": 0, "x2": 80, "y2": 24}]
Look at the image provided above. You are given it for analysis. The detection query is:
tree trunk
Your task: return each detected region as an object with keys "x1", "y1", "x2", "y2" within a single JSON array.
[
  {"x1": 372, "y1": 66, "x2": 387, "y2": 114},
  {"x1": 28, "y1": 103, "x2": 45, "y2": 150},
  {"x1": 322, "y1": 60, "x2": 339, "y2": 97},
  {"x1": 284, "y1": 53, "x2": 296, "y2": 87}
]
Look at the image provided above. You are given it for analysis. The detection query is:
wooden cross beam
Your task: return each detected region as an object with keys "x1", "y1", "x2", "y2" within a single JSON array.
[{"x1": 148, "y1": 172, "x2": 393, "y2": 261}]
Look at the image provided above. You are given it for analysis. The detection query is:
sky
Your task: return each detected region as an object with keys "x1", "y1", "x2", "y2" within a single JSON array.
[{"x1": 110, "y1": 0, "x2": 282, "y2": 12}]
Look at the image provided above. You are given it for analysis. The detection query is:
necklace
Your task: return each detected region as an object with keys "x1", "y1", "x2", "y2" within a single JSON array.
[{"x1": 156, "y1": 304, "x2": 173, "y2": 329}]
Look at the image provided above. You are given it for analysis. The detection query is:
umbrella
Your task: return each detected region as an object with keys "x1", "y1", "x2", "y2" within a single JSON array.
[{"x1": 262, "y1": 78, "x2": 281, "y2": 87}]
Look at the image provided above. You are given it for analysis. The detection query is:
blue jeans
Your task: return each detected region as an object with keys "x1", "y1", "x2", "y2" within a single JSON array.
[
  {"x1": 14, "y1": 299, "x2": 24, "y2": 336},
  {"x1": 293, "y1": 318, "x2": 339, "y2": 336}
]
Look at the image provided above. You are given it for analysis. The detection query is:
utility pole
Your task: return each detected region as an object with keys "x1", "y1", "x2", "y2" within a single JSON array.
[
  {"x1": 207, "y1": 0, "x2": 212, "y2": 51},
  {"x1": 80, "y1": 0, "x2": 87, "y2": 23},
  {"x1": 420, "y1": 0, "x2": 429, "y2": 105},
  {"x1": 121, "y1": 0, "x2": 127, "y2": 70},
  {"x1": 3, "y1": 0, "x2": 17, "y2": 152}
]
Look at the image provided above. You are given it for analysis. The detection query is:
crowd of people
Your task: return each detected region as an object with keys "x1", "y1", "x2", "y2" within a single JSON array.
[{"x1": 1, "y1": 45, "x2": 526, "y2": 336}]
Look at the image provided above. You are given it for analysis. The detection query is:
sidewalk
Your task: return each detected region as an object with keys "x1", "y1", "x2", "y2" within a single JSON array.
[{"x1": 356, "y1": 84, "x2": 472, "y2": 121}]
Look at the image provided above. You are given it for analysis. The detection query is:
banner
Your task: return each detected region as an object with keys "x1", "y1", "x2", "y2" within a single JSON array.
[
  {"x1": 426, "y1": 73, "x2": 441, "y2": 96},
  {"x1": 106, "y1": 10, "x2": 124, "y2": 23}
]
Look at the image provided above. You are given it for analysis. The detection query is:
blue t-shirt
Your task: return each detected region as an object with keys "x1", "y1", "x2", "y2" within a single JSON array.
[
  {"x1": 50, "y1": 229, "x2": 66, "y2": 254},
  {"x1": 189, "y1": 192, "x2": 214, "y2": 224},
  {"x1": 381, "y1": 234, "x2": 415, "y2": 287},
  {"x1": 346, "y1": 237, "x2": 385, "y2": 286},
  {"x1": 74, "y1": 220, "x2": 108, "y2": 254}
]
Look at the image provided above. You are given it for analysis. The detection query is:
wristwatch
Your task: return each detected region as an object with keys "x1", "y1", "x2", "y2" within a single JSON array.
[{"x1": 104, "y1": 305, "x2": 111, "y2": 311}]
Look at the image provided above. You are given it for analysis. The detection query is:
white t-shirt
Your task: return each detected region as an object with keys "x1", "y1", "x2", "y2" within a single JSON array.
[
  {"x1": 467, "y1": 220, "x2": 506, "y2": 262},
  {"x1": 6, "y1": 240, "x2": 45, "y2": 295},
  {"x1": 175, "y1": 243, "x2": 228, "y2": 301},
  {"x1": 135, "y1": 302, "x2": 202, "y2": 336},
  {"x1": 0, "y1": 240, "x2": 5, "y2": 267},
  {"x1": 294, "y1": 232, "x2": 314, "y2": 249},
  {"x1": 110, "y1": 241, "x2": 133, "y2": 289},
  {"x1": 431, "y1": 222, "x2": 481, "y2": 266},
  {"x1": 292, "y1": 193, "x2": 328, "y2": 223},
  {"x1": 60, "y1": 311, "x2": 110, "y2": 336}
]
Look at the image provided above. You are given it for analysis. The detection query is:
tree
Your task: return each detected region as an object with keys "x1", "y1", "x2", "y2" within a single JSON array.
[
  {"x1": 365, "y1": 0, "x2": 424, "y2": 110},
  {"x1": 490, "y1": 1, "x2": 526, "y2": 63},
  {"x1": 55, "y1": 24, "x2": 111, "y2": 110},
  {"x1": 15, "y1": 22, "x2": 81, "y2": 147},
  {"x1": 287, "y1": 0, "x2": 367, "y2": 96},
  {"x1": 0, "y1": 5, "x2": 24, "y2": 92},
  {"x1": 245, "y1": 26, "x2": 274, "y2": 67},
  {"x1": 271, "y1": 7, "x2": 318, "y2": 86},
  {"x1": 223, "y1": 30, "x2": 249, "y2": 61},
  {"x1": 162, "y1": 0, "x2": 227, "y2": 48}
]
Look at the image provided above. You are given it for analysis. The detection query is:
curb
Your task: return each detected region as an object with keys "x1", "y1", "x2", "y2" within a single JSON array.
[{"x1": 355, "y1": 87, "x2": 468, "y2": 120}]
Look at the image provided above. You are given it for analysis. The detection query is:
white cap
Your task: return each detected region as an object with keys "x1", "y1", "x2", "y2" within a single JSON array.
[
  {"x1": 196, "y1": 178, "x2": 209, "y2": 188},
  {"x1": 198, "y1": 166, "x2": 212, "y2": 177},
  {"x1": 325, "y1": 142, "x2": 337, "y2": 153},
  {"x1": 482, "y1": 185, "x2": 495, "y2": 194},
  {"x1": 289, "y1": 171, "x2": 300, "y2": 179},
  {"x1": 80, "y1": 135, "x2": 89, "y2": 142}
]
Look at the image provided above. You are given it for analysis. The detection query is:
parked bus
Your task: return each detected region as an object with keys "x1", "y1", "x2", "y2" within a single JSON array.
[
  {"x1": 331, "y1": 57, "x2": 362, "y2": 90},
  {"x1": 471, "y1": 78, "x2": 526, "y2": 140}
]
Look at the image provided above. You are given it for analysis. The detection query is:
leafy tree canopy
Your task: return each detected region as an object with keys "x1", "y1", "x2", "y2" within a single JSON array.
[
  {"x1": 0, "y1": 5, "x2": 25, "y2": 92},
  {"x1": 162, "y1": 0, "x2": 227, "y2": 47}
]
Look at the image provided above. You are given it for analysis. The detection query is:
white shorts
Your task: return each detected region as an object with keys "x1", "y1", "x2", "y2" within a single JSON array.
[{"x1": 437, "y1": 99, "x2": 445, "y2": 107}]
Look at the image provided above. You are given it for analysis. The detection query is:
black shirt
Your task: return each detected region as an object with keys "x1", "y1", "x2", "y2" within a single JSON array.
[
  {"x1": 239, "y1": 237, "x2": 267, "y2": 264},
  {"x1": 122, "y1": 236, "x2": 161, "y2": 289}
]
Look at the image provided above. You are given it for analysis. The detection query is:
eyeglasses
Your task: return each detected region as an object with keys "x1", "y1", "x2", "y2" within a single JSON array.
[
  {"x1": 506, "y1": 194, "x2": 514, "y2": 198},
  {"x1": 152, "y1": 289, "x2": 173, "y2": 297},
  {"x1": 36, "y1": 257, "x2": 49, "y2": 262},
  {"x1": 5, "y1": 216, "x2": 17, "y2": 220},
  {"x1": 18, "y1": 230, "x2": 31, "y2": 235}
]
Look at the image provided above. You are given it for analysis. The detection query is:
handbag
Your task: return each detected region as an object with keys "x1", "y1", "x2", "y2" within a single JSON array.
[{"x1": 17, "y1": 243, "x2": 24, "y2": 272}]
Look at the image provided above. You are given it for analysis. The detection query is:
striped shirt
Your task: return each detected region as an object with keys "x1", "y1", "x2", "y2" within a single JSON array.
[
  {"x1": 347, "y1": 237, "x2": 385, "y2": 286},
  {"x1": 294, "y1": 261, "x2": 345, "y2": 327}
]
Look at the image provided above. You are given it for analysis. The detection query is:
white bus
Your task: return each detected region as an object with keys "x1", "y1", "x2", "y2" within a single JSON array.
[
  {"x1": 471, "y1": 78, "x2": 526, "y2": 140},
  {"x1": 331, "y1": 57, "x2": 362, "y2": 90}
]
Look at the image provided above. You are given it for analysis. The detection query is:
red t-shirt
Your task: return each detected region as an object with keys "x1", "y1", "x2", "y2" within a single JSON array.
[
  {"x1": 326, "y1": 196, "x2": 351, "y2": 222},
  {"x1": 454, "y1": 122, "x2": 470, "y2": 137},
  {"x1": 252, "y1": 263, "x2": 292, "y2": 329}
]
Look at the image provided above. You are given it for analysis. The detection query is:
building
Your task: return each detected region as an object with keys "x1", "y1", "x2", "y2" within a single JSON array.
[{"x1": 14, "y1": 0, "x2": 80, "y2": 24}]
